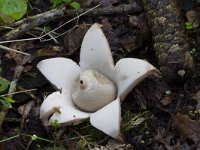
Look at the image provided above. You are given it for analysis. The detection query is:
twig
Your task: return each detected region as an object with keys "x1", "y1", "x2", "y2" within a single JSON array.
[
  {"x1": 0, "y1": 89, "x2": 37, "y2": 97},
  {"x1": 0, "y1": 44, "x2": 30, "y2": 56},
  {"x1": 0, "y1": 5, "x2": 99, "y2": 44},
  {"x1": 3, "y1": 5, "x2": 100, "y2": 40},
  {"x1": 72, "y1": 128, "x2": 92, "y2": 149},
  {"x1": 0, "y1": 135, "x2": 20, "y2": 143},
  {"x1": 0, "y1": 65, "x2": 24, "y2": 130},
  {"x1": 3, "y1": 2, "x2": 142, "y2": 40},
  {"x1": 11, "y1": 2, "x2": 142, "y2": 28},
  {"x1": 17, "y1": 86, "x2": 40, "y2": 104}
]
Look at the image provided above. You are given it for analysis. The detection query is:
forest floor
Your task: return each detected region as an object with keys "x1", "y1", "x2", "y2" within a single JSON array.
[{"x1": 0, "y1": 0, "x2": 200, "y2": 149}]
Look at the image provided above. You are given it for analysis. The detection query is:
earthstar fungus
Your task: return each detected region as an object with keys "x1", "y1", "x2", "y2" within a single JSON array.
[{"x1": 37, "y1": 23, "x2": 156, "y2": 140}]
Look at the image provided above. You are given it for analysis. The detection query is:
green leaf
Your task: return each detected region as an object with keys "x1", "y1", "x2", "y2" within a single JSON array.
[
  {"x1": 31, "y1": 134, "x2": 38, "y2": 140},
  {"x1": 78, "y1": 139, "x2": 87, "y2": 149},
  {"x1": 50, "y1": 0, "x2": 63, "y2": 8},
  {"x1": 0, "y1": 12, "x2": 14, "y2": 24},
  {"x1": 63, "y1": 0, "x2": 72, "y2": 3},
  {"x1": 190, "y1": 48, "x2": 196, "y2": 54},
  {"x1": 196, "y1": 0, "x2": 200, "y2": 3},
  {"x1": 185, "y1": 21, "x2": 193, "y2": 30},
  {"x1": 0, "y1": 99, "x2": 12, "y2": 108},
  {"x1": 1, "y1": 96, "x2": 15, "y2": 103},
  {"x1": 70, "y1": 2, "x2": 80, "y2": 10},
  {"x1": 43, "y1": 26, "x2": 51, "y2": 33},
  {"x1": 0, "y1": 97, "x2": 15, "y2": 108},
  {"x1": 0, "y1": 0, "x2": 28, "y2": 23},
  {"x1": 50, "y1": 119, "x2": 60, "y2": 127},
  {"x1": 0, "y1": 77, "x2": 9, "y2": 93}
]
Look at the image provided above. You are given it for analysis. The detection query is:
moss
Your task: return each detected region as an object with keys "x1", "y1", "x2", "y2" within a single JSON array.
[{"x1": 121, "y1": 111, "x2": 153, "y2": 137}]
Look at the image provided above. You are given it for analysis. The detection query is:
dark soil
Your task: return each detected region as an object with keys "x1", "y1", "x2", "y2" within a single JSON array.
[{"x1": 1, "y1": 0, "x2": 200, "y2": 149}]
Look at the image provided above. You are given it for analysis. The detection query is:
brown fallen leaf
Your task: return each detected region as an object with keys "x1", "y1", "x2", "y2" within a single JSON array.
[
  {"x1": 172, "y1": 112, "x2": 200, "y2": 145},
  {"x1": 121, "y1": 15, "x2": 149, "y2": 52},
  {"x1": 91, "y1": 139, "x2": 133, "y2": 150},
  {"x1": 94, "y1": 0, "x2": 118, "y2": 6},
  {"x1": 18, "y1": 100, "x2": 36, "y2": 128},
  {"x1": 192, "y1": 90, "x2": 200, "y2": 109},
  {"x1": 77, "y1": 0, "x2": 93, "y2": 7},
  {"x1": 5, "y1": 41, "x2": 34, "y2": 65},
  {"x1": 36, "y1": 48, "x2": 61, "y2": 57},
  {"x1": 160, "y1": 96, "x2": 172, "y2": 106},
  {"x1": 186, "y1": 10, "x2": 199, "y2": 28},
  {"x1": 63, "y1": 24, "x2": 90, "y2": 55}
]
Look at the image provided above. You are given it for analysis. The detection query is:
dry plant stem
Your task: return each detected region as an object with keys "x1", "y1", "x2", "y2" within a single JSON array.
[
  {"x1": 98, "y1": 136, "x2": 110, "y2": 144},
  {"x1": 0, "y1": 44, "x2": 30, "y2": 56},
  {"x1": 0, "y1": 78, "x2": 40, "y2": 103},
  {"x1": 55, "y1": 127, "x2": 66, "y2": 141},
  {"x1": 4, "y1": 6, "x2": 65, "y2": 40},
  {"x1": 72, "y1": 128, "x2": 92, "y2": 149},
  {"x1": 11, "y1": 2, "x2": 141, "y2": 28},
  {"x1": 3, "y1": 4, "x2": 100, "y2": 41},
  {"x1": 0, "y1": 89, "x2": 37, "y2": 97},
  {"x1": 4, "y1": 2, "x2": 142, "y2": 40},
  {"x1": 0, "y1": 65, "x2": 24, "y2": 130},
  {"x1": 17, "y1": 86, "x2": 40, "y2": 103},
  {"x1": 143, "y1": 0, "x2": 194, "y2": 82}
]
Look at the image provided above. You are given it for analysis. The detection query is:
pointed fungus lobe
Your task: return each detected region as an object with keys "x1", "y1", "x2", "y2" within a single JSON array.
[
  {"x1": 37, "y1": 23, "x2": 156, "y2": 140},
  {"x1": 90, "y1": 98, "x2": 122, "y2": 140}
]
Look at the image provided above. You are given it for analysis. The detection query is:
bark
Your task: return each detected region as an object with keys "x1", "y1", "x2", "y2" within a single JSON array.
[{"x1": 143, "y1": 0, "x2": 194, "y2": 82}]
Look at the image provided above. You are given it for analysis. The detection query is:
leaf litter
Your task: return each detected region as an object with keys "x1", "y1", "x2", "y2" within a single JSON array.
[{"x1": 0, "y1": 0, "x2": 200, "y2": 149}]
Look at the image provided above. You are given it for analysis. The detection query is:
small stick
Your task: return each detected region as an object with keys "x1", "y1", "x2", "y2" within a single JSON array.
[
  {"x1": 17, "y1": 86, "x2": 40, "y2": 103},
  {"x1": 0, "y1": 135, "x2": 20, "y2": 143},
  {"x1": 4, "y1": 5, "x2": 100, "y2": 40},
  {"x1": 0, "y1": 89, "x2": 37, "y2": 97},
  {"x1": 0, "y1": 44, "x2": 30, "y2": 56},
  {"x1": 4, "y1": 2, "x2": 142, "y2": 40},
  {"x1": 0, "y1": 65, "x2": 24, "y2": 130},
  {"x1": 72, "y1": 128, "x2": 92, "y2": 149},
  {"x1": 11, "y1": 2, "x2": 142, "y2": 28}
]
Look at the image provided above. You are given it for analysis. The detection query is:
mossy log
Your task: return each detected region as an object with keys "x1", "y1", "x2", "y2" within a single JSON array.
[{"x1": 143, "y1": 0, "x2": 194, "y2": 82}]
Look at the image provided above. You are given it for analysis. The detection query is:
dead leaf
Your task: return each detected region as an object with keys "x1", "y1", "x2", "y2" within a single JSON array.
[
  {"x1": 36, "y1": 48, "x2": 60, "y2": 57},
  {"x1": 18, "y1": 100, "x2": 36, "y2": 128},
  {"x1": 186, "y1": 10, "x2": 199, "y2": 28},
  {"x1": 192, "y1": 90, "x2": 200, "y2": 109},
  {"x1": 91, "y1": 139, "x2": 133, "y2": 150},
  {"x1": 106, "y1": 139, "x2": 133, "y2": 149},
  {"x1": 160, "y1": 96, "x2": 172, "y2": 106},
  {"x1": 18, "y1": 100, "x2": 35, "y2": 116},
  {"x1": 77, "y1": 0, "x2": 93, "y2": 7},
  {"x1": 172, "y1": 112, "x2": 200, "y2": 144},
  {"x1": 23, "y1": 64, "x2": 33, "y2": 72},
  {"x1": 63, "y1": 24, "x2": 90, "y2": 55},
  {"x1": 122, "y1": 15, "x2": 149, "y2": 52},
  {"x1": 94, "y1": 0, "x2": 118, "y2": 6},
  {"x1": 100, "y1": 15, "x2": 149, "y2": 53},
  {"x1": 139, "y1": 74, "x2": 169, "y2": 102},
  {"x1": 5, "y1": 41, "x2": 35, "y2": 65}
]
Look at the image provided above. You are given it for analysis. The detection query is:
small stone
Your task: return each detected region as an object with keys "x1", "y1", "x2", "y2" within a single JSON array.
[{"x1": 177, "y1": 70, "x2": 185, "y2": 77}]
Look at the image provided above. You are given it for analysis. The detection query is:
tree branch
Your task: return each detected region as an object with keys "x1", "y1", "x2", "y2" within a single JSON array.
[{"x1": 4, "y1": 2, "x2": 142, "y2": 40}]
